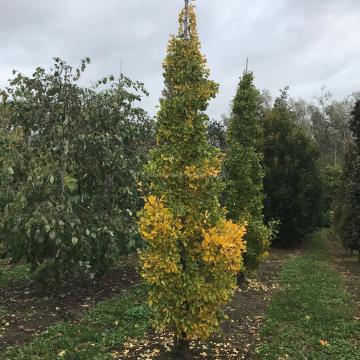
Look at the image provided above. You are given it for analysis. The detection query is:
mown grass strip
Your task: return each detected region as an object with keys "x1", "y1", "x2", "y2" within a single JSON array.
[
  {"x1": 4, "y1": 285, "x2": 149, "y2": 360},
  {"x1": 258, "y1": 229, "x2": 360, "y2": 359}
]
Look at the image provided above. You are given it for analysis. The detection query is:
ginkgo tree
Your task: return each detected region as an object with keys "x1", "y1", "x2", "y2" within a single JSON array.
[
  {"x1": 224, "y1": 71, "x2": 271, "y2": 280},
  {"x1": 138, "y1": 1, "x2": 246, "y2": 356}
]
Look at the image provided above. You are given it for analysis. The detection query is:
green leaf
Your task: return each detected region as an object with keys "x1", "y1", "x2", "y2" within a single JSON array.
[
  {"x1": 64, "y1": 175, "x2": 78, "y2": 192},
  {"x1": 128, "y1": 239, "x2": 136, "y2": 249}
]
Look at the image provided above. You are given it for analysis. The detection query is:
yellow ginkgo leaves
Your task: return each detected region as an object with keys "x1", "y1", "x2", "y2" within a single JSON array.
[
  {"x1": 139, "y1": 195, "x2": 181, "y2": 244},
  {"x1": 138, "y1": 1, "x2": 247, "y2": 343},
  {"x1": 202, "y1": 219, "x2": 247, "y2": 271}
]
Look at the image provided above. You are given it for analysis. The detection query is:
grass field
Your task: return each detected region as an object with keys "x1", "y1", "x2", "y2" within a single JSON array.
[
  {"x1": 1, "y1": 230, "x2": 359, "y2": 359},
  {"x1": 258, "y1": 229, "x2": 360, "y2": 359}
]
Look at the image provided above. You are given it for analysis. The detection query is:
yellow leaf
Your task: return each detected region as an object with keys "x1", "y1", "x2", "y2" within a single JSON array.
[{"x1": 319, "y1": 339, "x2": 329, "y2": 347}]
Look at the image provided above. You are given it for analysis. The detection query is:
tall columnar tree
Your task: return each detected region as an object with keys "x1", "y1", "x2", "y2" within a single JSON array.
[
  {"x1": 333, "y1": 142, "x2": 360, "y2": 254},
  {"x1": 139, "y1": 2, "x2": 246, "y2": 355},
  {"x1": 224, "y1": 71, "x2": 271, "y2": 274},
  {"x1": 351, "y1": 100, "x2": 360, "y2": 149},
  {"x1": 263, "y1": 89, "x2": 323, "y2": 247},
  {"x1": 335, "y1": 100, "x2": 360, "y2": 258}
]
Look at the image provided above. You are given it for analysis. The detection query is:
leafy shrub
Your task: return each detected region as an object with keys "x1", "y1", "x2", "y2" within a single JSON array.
[{"x1": 0, "y1": 58, "x2": 154, "y2": 284}]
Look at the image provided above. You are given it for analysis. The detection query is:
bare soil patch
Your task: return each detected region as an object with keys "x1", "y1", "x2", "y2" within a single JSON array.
[{"x1": 0, "y1": 257, "x2": 139, "y2": 353}]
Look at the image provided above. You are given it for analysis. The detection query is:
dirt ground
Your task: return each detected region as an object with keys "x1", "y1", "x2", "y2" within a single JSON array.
[
  {"x1": 114, "y1": 249, "x2": 301, "y2": 360},
  {"x1": 2, "y1": 237, "x2": 356, "y2": 360},
  {"x1": 0, "y1": 257, "x2": 139, "y2": 353},
  {"x1": 0, "y1": 249, "x2": 298, "y2": 359}
]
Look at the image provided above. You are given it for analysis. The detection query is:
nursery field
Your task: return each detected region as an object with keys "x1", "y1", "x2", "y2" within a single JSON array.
[
  {"x1": 1, "y1": 2, "x2": 360, "y2": 359},
  {"x1": 0, "y1": 230, "x2": 358, "y2": 359}
]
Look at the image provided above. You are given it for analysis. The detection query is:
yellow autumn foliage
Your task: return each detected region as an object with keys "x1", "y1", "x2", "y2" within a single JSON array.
[
  {"x1": 202, "y1": 219, "x2": 247, "y2": 271},
  {"x1": 139, "y1": 196, "x2": 182, "y2": 284},
  {"x1": 138, "y1": 2, "x2": 247, "y2": 342}
]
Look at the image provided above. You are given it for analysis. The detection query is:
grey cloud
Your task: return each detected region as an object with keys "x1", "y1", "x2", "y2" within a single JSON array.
[{"x1": 1, "y1": 0, "x2": 360, "y2": 119}]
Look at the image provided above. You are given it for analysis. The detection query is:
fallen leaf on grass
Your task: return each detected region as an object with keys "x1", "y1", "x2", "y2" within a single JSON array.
[
  {"x1": 319, "y1": 339, "x2": 329, "y2": 347},
  {"x1": 111, "y1": 350, "x2": 120, "y2": 358},
  {"x1": 58, "y1": 350, "x2": 66, "y2": 357},
  {"x1": 278, "y1": 354, "x2": 289, "y2": 360}
]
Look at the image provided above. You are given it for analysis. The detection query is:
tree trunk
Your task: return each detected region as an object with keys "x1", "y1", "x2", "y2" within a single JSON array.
[
  {"x1": 237, "y1": 271, "x2": 246, "y2": 287},
  {"x1": 173, "y1": 334, "x2": 192, "y2": 360}
]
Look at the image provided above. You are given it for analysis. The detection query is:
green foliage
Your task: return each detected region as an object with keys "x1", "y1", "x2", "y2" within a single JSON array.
[
  {"x1": 139, "y1": 4, "x2": 246, "y2": 341},
  {"x1": 321, "y1": 164, "x2": 342, "y2": 226},
  {"x1": 0, "y1": 103, "x2": 25, "y2": 255},
  {"x1": 258, "y1": 230, "x2": 360, "y2": 359},
  {"x1": 302, "y1": 89, "x2": 353, "y2": 169},
  {"x1": 334, "y1": 100, "x2": 360, "y2": 255},
  {"x1": 350, "y1": 99, "x2": 360, "y2": 148},
  {"x1": 223, "y1": 71, "x2": 271, "y2": 272},
  {"x1": 263, "y1": 89, "x2": 323, "y2": 247},
  {"x1": 207, "y1": 119, "x2": 226, "y2": 151},
  {"x1": 0, "y1": 58, "x2": 154, "y2": 284},
  {"x1": 4, "y1": 285, "x2": 149, "y2": 360},
  {"x1": 290, "y1": 91, "x2": 355, "y2": 224}
]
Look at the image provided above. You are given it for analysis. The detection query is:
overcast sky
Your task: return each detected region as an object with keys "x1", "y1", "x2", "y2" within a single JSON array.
[{"x1": 1, "y1": 0, "x2": 360, "y2": 119}]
